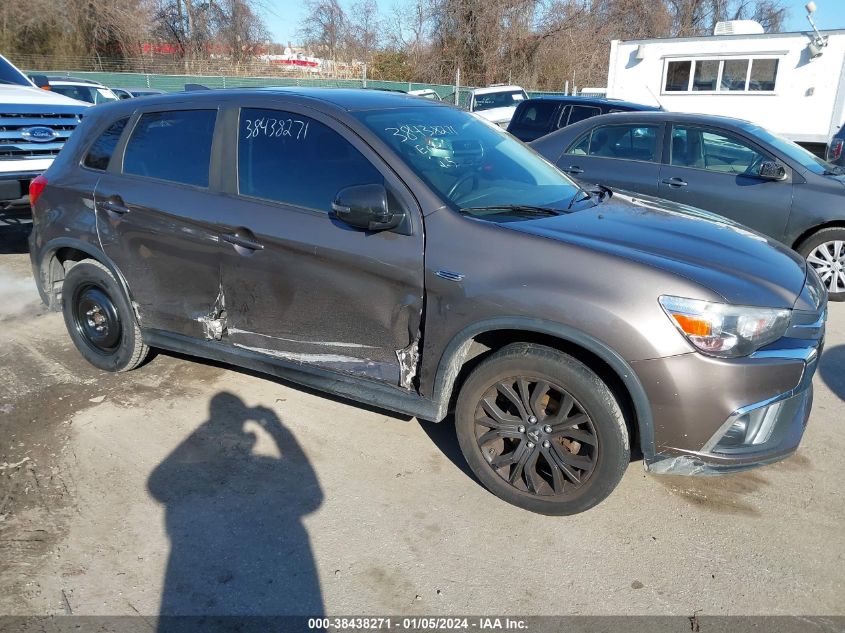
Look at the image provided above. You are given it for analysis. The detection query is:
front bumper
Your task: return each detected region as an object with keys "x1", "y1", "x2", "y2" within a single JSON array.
[{"x1": 635, "y1": 300, "x2": 825, "y2": 476}]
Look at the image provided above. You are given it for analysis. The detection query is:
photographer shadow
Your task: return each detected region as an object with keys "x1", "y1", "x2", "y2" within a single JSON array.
[{"x1": 148, "y1": 391, "x2": 324, "y2": 626}]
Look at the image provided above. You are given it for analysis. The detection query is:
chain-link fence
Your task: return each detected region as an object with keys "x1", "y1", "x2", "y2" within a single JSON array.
[{"x1": 14, "y1": 53, "x2": 571, "y2": 100}]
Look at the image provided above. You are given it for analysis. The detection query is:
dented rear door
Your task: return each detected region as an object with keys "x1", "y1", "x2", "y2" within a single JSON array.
[
  {"x1": 216, "y1": 104, "x2": 425, "y2": 388},
  {"x1": 95, "y1": 107, "x2": 226, "y2": 338}
]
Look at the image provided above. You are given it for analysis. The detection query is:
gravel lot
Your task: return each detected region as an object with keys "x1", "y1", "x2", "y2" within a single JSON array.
[{"x1": 1, "y1": 221, "x2": 843, "y2": 617}]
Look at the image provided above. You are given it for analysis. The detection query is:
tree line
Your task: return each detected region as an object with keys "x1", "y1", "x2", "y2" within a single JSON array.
[{"x1": 0, "y1": 0, "x2": 787, "y2": 89}]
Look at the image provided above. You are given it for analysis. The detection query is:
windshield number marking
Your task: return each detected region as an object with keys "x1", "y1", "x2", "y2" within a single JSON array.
[{"x1": 385, "y1": 124, "x2": 457, "y2": 143}]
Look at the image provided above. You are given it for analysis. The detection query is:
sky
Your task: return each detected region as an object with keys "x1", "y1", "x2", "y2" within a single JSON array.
[{"x1": 262, "y1": 0, "x2": 845, "y2": 47}]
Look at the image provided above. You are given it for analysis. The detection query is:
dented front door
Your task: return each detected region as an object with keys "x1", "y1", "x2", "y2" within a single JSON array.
[{"x1": 216, "y1": 106, "x2": 425, "y2": 388}]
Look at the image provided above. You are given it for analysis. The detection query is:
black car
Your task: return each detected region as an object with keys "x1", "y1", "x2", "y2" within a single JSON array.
[
  {"x1": 531, "y1": 111, "x2": 845, "y2": 300},
  {"x1": 507, "y1": 96, "x2": 660, "y2": 142},
  {"x1": 827, "y1": 123, "x2": 844, "y2": 167}
]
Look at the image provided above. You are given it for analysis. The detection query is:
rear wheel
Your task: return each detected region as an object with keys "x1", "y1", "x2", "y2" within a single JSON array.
[
  {"x1": 62, "y1": 260, "x2": 149, "y2": 372},
  {"x1": 797, "y1": 228, "x2": 845, "y2": 301},
  {"x1": 455, "y1": 343, "x2": 630, "y2": 515}
]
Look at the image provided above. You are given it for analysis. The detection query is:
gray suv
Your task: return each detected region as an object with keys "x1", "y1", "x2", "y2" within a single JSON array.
[{"x1": 29, "y1": 89, "x2": 826, "y2": 515}]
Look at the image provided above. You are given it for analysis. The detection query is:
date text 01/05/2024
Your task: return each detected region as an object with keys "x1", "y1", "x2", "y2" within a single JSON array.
[{"x1": 307, "y1": 617, "x2": 529, "y2": 630}]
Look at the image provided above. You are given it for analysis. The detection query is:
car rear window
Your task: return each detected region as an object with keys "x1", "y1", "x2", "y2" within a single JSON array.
[
  {"x1": 84, "y1": 118, "x2": 128, "y2": 171},
  {"x1": 123, "y1": 110, "x2": 216, "y2": 188},
  {"x1": 237, "y1": 108, "x2": 383, "y2": 211}
]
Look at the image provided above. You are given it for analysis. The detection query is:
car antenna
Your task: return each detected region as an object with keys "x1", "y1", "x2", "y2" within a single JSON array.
[{"x1": 645, "y1": 85, "x2": 665, "y2": 110}]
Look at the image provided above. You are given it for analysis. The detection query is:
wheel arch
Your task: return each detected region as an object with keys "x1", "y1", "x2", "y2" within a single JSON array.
[
  {"x1": 792, "y1": 221, "x2": 845, "y2": 251},
  {"x1": 430, "y1": 317, "x2": 656, "y2": 460},
  {"x1": 38, "y1": 238, "x2": 134, "y2": 315}
]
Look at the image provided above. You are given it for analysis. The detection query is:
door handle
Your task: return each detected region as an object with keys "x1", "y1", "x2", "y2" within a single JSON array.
[
  {"x1": 222, "y1": 232, "x2": 264, "y2": 251},
  {"x1": 98, "y1": 197, "x2": 129, "y2": 214},
  {"x1": 564, "y1": 166, "x2": 584, "y2": 175},
  {"x1": 660, "y1": 177, "x2": 688, "y2": 188}
]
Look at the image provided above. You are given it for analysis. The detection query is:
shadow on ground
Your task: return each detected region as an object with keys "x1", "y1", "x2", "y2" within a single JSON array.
[
  {"x1": 820, "y1": 344, "x2": 845, "y2": 403},
  {"x1": 148, "y1": 391, "x2": 324, "y2": 625},
  {"x1": 0, "y1": 217, "x2": 31, "y2": 255}
]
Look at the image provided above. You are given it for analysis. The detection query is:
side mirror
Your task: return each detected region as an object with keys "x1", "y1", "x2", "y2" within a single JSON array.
[
  {"x1": 757, "y1": 160, "x2": 787, "y2": 181},
  {"x1": 30, "y1": 74, "x2": 50, "y2": 90},
  {"x1": 330, "y1": 184, "x2": 405, "y2": 232}
]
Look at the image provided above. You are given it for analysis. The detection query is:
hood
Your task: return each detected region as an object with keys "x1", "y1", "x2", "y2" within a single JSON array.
[
  {"x1": 0, "y1": 84, "x2": 90, "y2": 106},
  {"x1": 475, "y1": 106, "x2": 517, "y2": 124},
  {"x1": 503, "y1": 191, "x2": 807, "y2": 309}
]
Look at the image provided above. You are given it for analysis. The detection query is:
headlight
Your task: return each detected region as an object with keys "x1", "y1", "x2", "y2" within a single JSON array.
[{"x1": 659, "y1": 295, "x2": 791, "y2": 358}]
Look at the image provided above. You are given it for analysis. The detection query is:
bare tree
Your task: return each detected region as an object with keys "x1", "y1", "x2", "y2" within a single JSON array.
[{"x1": 298, "y1": 0, "x2": 347, "y2": 59}]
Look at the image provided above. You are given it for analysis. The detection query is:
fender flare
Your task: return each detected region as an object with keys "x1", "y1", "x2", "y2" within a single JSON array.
[
  {"x1": 430, "y1": 317, "x2": 656, "y2": 460},
  {"x1": 37, "y1": 237, "x2": 135, "y2": 313}
]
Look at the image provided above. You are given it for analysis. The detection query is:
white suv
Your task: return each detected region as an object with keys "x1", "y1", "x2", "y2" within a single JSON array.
[
  {"x1": 0, "y1": 55, "x2": 88, "y2": 214},
  {"x1": 450, "y1": 85, "x2": 528, "y2": 127}
]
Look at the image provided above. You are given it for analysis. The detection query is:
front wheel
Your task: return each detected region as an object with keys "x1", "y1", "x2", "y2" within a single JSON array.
[
  {"x1": 455, "y1": 343, "x2": 630, "y2": 515},
  {"x1": 798, "y1": 228, "x2": 845, "y2": 301},
  {"x1": 62, "y1": 259, "x2": 149, "y2": 372}
]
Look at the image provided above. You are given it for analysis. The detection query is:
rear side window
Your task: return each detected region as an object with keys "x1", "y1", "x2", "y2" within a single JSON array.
[
  {"x1": 84, "y1": 118, "x2": 128, "y2": 171},
  {"x1": 123, "y1": 110, "x2": 216, "y2": 187},
  {"x1": 238, "y1": 108, "x2": 383, "y2": 211},
  {"x1": 567, "y1": 124, "x2": 659, "y2": 162},
  {"x1": 565, "y1": 106, "x2": 601, "y2": 127},
  {"x1": 511, "y1": 101, "x2": 559, "y2": 131}
]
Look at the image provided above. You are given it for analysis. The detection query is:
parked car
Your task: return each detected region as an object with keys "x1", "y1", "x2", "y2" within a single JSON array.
[
  {"x1": 126, "y1": 88, "x2": 167, "y2": 98},
  {"x1": 110, "y1": 87, "x2": 134, "y2": 100},
  {"x1": 30, "y1": 89, "x2": 825, "y2": 514},
  {"x1": 507, "y1": 96, "x2": 660, "y2": 142},
  {"x1": 827, "y1": 123, "x2": 844, "y2": 167},
  {"x1": 0, "y1": 55, "x2": 87, "y2": 215},
  {"x1": 531, "y1": 111, "x2": 845, "y2": 300},
  {"x1": 448, "y1": 84, "x2": 528, "y2": 127},
  {"x1": 43, "y1": 77, "x2": 120, "y2": 105},
  {"x1": 408, "y1": 89, "x2": 442, "y2": 101}
]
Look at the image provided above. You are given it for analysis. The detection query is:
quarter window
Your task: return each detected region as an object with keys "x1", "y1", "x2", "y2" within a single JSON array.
[
  {"x1": 83, "y1": 117, "x2": 128, "y2": 171},
  {"x1": 670, "y1": 126, "x2": 768, "y2": 174},
  {"x1": 123, "y1": 110, "x2": 216, "y2": 187},
  {"x1": 566, "y1": 125, "x2": 659, "y2": 162},
  {"x1": 238, "y1": 108, "x2": 383, "y2": 211},
  {"x1": 566, "y1": 105, "x2": 601, "y2": 126}
]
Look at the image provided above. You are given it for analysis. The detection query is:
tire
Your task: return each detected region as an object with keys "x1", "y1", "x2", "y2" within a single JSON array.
[
  {"x1": 797, "y1": 228, "x2": 845, "y2": 302},
  {"x1": 61, "y1": 259, "x2": 149, "y2": 372},
  {"x1": 455, "y1": 343, "x2": 630, "y2": 515}
]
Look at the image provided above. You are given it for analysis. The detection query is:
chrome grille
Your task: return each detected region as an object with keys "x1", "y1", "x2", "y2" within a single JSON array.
[{"x1": 0, "y1": 111, "x2": 82, "y2": 160}]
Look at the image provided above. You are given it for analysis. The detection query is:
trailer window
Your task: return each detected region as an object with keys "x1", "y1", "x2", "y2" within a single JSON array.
[
  {"x1": 665, "y1": 61, "x2": 691, "y2": 91},
  {"x1": 663, "y1": 57, "x2": 778, "y2": 94},
  {"x1": 693, "y1": 60, "x2": 719, "y2": 91},
  {"x1": 749, "y1": 59, "x2": 778, "y2": 91},
  {"x1": 721, "y1": 59, "x2": 749, "y2": 91}
]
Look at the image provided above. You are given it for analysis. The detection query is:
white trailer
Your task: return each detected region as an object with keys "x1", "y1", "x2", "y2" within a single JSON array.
[{"x1": 605, "y1": 23, "x2": 845, "y2": 156}]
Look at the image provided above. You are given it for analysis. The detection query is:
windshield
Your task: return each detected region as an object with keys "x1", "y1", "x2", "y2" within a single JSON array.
[
  {"x1": 355, "y1": 106, "x2": 581, "y2": 217},
  {"x1": 51, "y1": 84, "x2": 118, "y2": 104},
  {"x1": 746, "y1": 124, "x2": 836, "y2": 175},
  {"x1": 0, "y1": 55, "x2": 33, "y2": 86},
  {"x1": 473, "y1": 90, "x2": 527, "y2": 112}
]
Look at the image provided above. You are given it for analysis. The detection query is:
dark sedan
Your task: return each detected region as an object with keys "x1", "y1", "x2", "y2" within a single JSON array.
[
  {"x1": 507, "y1": 96, "x2": 659, "y2": 142},
  {"x1": 531, "y1": 111, "x2": 845, "y2": 300}
]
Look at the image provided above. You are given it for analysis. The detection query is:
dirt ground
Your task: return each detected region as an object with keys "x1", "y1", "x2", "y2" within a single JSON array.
[{"x1": 1, "y1": 221, "x2": 844, "y2": 617}]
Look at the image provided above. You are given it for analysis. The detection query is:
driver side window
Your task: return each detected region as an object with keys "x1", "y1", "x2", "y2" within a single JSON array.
[{"x1": 670, "y1": 125, "x2": 768, "y2": 174}]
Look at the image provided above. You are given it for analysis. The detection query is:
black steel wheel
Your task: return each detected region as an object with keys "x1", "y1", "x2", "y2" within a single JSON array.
[
  {"x1": 455, "y1": 343, "x2": 629, "y2": 515},
  {"x1": 62, "y1": 260, "x2": 149, "y2": 372},
  {"x1": 72, "y1": 284, "x2": 123, "y2": 354}
]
